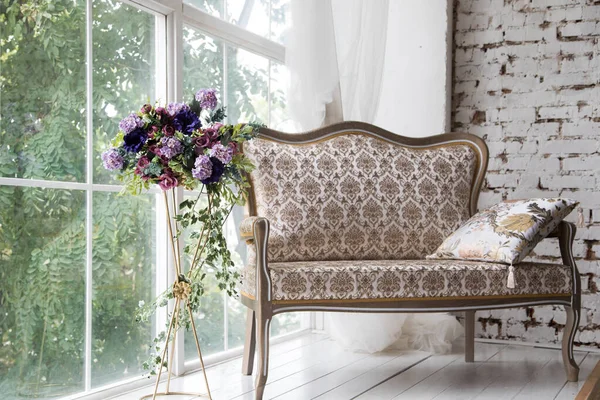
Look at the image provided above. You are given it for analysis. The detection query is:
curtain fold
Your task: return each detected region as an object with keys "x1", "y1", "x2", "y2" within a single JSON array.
[
  {"x1": 286, "y1": 0, "x2": 341, "y2": 130},
  {"x1": 285, "y1": 0, "x2": 463, "y2": 354}
]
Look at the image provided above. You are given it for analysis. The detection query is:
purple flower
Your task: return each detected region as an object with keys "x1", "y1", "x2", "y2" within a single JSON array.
[
  {"x1": 162, "y1": 125, "x2": 175, "y2": 137},
  {"x1": 158, "y1": 137, "x2": 183, "y2": 159},
  {"x1": 195, "y1": 89, "x2": 218, "y2": 110},
  {"x1": 210, "y1": 143, "x2": 233, "y2": 164},
  {"x1": 123, "y1": 127, "x2": 148, "y2": 153},
  {"x1": 158, "y1": 170, "x2": 179, "y2": 190},
  {"x1": 204, "y1": 123, "x2": 222, "y2": 140},
  {"x1": 173, "y1": 109, "x2": 201, "y2": 135},
  {"x1": 193, "y1": 134, "x2": 211, "y2": 154},
  {"x1": 134, "y1": 156, "x2": 150, "y2": 176},
  {"x1": 192, "y1": 155, "x2": 212, "y2": 181},
  {"x1": 202, "y1": 157, "x2": 224, "y2": 184},
  {"x1": 119, "y1": 113, "x2": 144, "y2": 134},
  {"x1": 101, "y1": 148, "x2": 124, "y2": 170},
  {"x1": 166, "y1": 102, "x2": 190, "y2": 117}
]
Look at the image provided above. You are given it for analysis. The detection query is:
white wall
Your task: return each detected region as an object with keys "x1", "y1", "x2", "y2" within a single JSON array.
[{"x1": 374, "y1": 0, "x2": 453, "y2": 137}]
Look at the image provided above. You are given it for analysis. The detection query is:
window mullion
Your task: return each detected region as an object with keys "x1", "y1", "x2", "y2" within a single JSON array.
[
  {"x1": 163, "y1": 0, "x2": 188, "y2": 376},
  {"x1": 84, "y1": 0, "x2": 94, "y2": 392}
]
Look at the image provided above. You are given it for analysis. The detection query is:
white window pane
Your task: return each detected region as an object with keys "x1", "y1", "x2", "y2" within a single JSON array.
[
  {"x1": 270, "y1": 61, "x2": 296, "y2": 132},
  {"x1": 270, "y1": 0, "x2": 290, "y2": 45},
  {"x1": 184, "y1": 0, "x2": 289, "y2": 45},
  {"x1": 184, "y1": 0, "x2": 224, "y2": 18},
  {"x1": 0, "y1": 187, "x2": 86, "y2": 398},
  {"x1": 0, "y1": 1, "x2": 86, "y2": 182},
  {"x1": 226, "y1": 46, "x2": 268, "y2": 125},
  {"x1": 183, "y1": 27, "x2": 224, "y2": 100},
  {"x1": 93, "y1": 0, "x2": 157, "y2": 185},
  {"x1": 226, "y1": 0, "x2": 269, "y2": 39},
  {"x1": 91, "y1": 192, "x2": 156, "y2": 387},
  {"x1": 182, "y1": 27, "x2": 227, "y2": 358},
  {"x1": 185, "y1": 276, "x2": 226, "y2": 358}
]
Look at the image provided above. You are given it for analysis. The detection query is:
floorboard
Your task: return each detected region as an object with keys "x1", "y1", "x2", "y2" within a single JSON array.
[{"x1": 106, "y1": 334, "x2": 598, "y2": 400}]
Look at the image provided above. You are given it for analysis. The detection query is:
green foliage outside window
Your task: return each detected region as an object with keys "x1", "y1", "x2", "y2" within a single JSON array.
[{"x1": 0, "y1": 0, "x2": 283, "y2": 398}]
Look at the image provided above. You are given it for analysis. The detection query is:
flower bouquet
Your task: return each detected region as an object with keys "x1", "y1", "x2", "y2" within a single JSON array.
[{"x1": 102, "y1": 89, "x2": 259, "y2": 400}]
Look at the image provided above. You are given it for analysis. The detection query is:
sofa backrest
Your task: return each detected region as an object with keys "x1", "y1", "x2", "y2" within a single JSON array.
[{"x1": 243, "y1": 121, "x2": 488, "y2": 263}]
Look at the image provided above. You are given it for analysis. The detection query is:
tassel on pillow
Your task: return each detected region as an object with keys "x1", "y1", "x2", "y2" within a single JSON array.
[{"x1": 506, "y1": 264, "x2": 515, "y2": 289}]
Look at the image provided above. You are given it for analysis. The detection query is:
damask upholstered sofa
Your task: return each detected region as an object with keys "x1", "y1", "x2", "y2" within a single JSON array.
[{"x1": 238, "y1": 121, "x2": 581, "y2": 399}]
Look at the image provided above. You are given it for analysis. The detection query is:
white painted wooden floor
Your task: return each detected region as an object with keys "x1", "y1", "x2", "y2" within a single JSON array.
[{"x1": 109, "y1": 332, "x2": 600, "y2": 400}]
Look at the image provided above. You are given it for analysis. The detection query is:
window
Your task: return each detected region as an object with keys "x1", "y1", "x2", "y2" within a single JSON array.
[{"x1": 0, "y1": 1, "x2": 300, "y2": 399}]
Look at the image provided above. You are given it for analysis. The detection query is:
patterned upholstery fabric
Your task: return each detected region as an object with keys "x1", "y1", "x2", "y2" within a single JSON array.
[
  {"x1": 243, "y1": 134, "x2": 478, "y2": 263},
  {"x1": 240, "y1": 258, "x2": 572, "y2": 301}
]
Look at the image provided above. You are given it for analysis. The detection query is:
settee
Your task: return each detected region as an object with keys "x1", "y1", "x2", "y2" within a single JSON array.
[{"x1": 237, "y1": 121, "x2": 580, "y2": 399}]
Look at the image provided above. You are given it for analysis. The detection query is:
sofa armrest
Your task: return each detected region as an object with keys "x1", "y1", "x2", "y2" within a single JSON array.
[
  {"x1": 553, "y1": 221, "x2": 581, "y2": 304},
  {"x1": 239, "y1": 216, "x2": 273, "y2": 303}
]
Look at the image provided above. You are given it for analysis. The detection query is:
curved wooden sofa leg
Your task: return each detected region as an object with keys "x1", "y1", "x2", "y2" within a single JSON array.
[
  {"x1": 465, "y1": 310, "x2": 475, "y2": 363},
  {"x1": 255, "y1": 313, "x2": 271, "y2": 400},
  {"x1": 242, "y1": 309, "x2": 256, "y2": 376},
  {"x1": 562, "y1": 305, "x2": 580, "y2": 382}
]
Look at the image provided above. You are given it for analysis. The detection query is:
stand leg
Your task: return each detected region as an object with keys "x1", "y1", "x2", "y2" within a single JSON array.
[
  {"x1": 165, "y1": 300, "x2": 181, "y2": 394},
  {"x1": 151, "y1": 298, "x2": 179, "y2": 400},
  {"x1": 187, "y1": 304, "x2": 213, "y2": 400},
  {"x1": 465, "y1": 310, "x2": 475, "y2": 363},
  {"x1": 242, "y1": 309, "x2": 256, "y2": 375}
]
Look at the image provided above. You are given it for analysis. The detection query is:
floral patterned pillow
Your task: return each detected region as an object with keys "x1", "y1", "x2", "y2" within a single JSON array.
[{"x1": 427, "y1": 198, "x2": 579, "y2": 266}]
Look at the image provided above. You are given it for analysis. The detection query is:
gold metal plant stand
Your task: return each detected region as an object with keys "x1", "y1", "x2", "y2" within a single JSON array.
[{"x1": 140, "y1": 191, "x2": 212, "y2": 400}]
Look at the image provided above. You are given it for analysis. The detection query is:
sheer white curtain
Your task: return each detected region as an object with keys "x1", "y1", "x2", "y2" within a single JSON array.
[{"x1": 285, "y1": 0, "x2": 463, "y2": 353}]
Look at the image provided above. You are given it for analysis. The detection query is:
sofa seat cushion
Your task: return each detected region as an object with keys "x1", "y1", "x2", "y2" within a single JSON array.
[{"x1": 240, "y1": 259, "x2": 572, "y2": 302}]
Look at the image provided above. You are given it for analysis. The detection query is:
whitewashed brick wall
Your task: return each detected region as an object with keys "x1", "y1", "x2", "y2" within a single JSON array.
[{"x1": 453, "y1": 0, "x2": 600, "y2": 346}]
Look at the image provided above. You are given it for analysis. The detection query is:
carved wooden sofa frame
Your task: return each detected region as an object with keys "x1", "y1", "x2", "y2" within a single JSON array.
[{"x1": 237, "y1": 121, "x2": 581, "y2": 400}]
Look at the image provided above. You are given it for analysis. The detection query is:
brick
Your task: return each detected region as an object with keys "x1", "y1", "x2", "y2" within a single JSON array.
[
  {"x1": 504, "y1": 25, "x2": 551, "y2": 42},
  {"x1": 477, "y1": 190, "x2": 505, "y2": 209},
  {"x1": 456, "y1": 30, "x2": 503, "y2": 46},
  {"x1": 465, "y1": 125, "x2": 504, "y2": 141},
  {"x1": 489, "y1": 107, "x2": 537, "y2": 123},
  {"x1": 542, "y1": 72, "x2": 598, "y2": 90},
  {"x1": 456, "y1": 13, "x2": 491, "y2": 31},
  {"x1": 546, "y1": 7, "x2": 583, "y2": 22},
  {"x1": 531, "y1": 306, "x2": 553, "y2": 323},
  {"x1": 563, "y1": 155, "x2": 600, "y2": 171},
  {"x1": 540, "y1": 140, "x2": 599, "y2": 154},
  {"x1": 560, "y1": 21, "x2": 600, "y2": 37},
  {"x1": 539, "y1": 40, "x2": 596, "y2": 56},
  {"x1": 487, "y1": 173, "x2": 519, "y2": 188},
  {"x1": 582, "y1": 6, "x2": 600, "y2": 21},
  {"x1": 537, "y1": 106, "x2": 578, "y2": 120},
  {"x1": 560, "y1": 56, "x2": 594, "y2": 74},
  {"x1": 542, "y1": 175, "x2": 595, "y2": 190},
  {"x1": 562, "y1": 122, "x2": 600, "y2": 138},
  {"x1": 523, "y1": 326, "x2": 558, "y2": 342},
  {"x1": 530, "y1": 0, "x2": 580, "y2": 8},
  {"x1": 505, "y1": 140, "x2": 538, "y2": 154},
  {"x1": 532, "y1": 239, "x2": 560, "y2": 257},
  {"x1": 486, "y1": 140, "x2": 506, "y2": 156}
]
